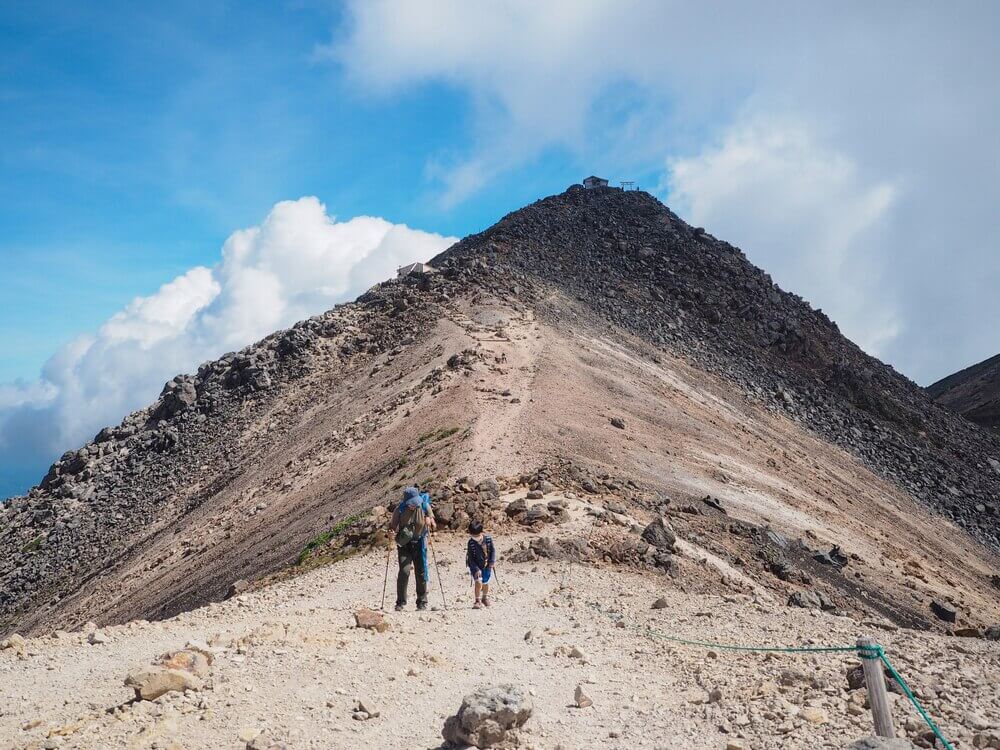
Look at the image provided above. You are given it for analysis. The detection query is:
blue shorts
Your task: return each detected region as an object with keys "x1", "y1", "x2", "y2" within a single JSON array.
[{"x1": 470, "y1": 566, "x2": 492, "y2": 584}]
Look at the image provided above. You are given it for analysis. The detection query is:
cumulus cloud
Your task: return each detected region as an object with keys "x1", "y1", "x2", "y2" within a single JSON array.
[
  {"x1": 333, "y1": 1, "x2": 1000, "y2": 383},
  {"x1": 0, "y1": 197, "x2": 455, "y2": 494}
]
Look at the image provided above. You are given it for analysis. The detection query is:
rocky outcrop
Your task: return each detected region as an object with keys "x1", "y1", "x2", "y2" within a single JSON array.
[
  {"x1": 441, "y1": 684, "x2": 532, "y2": 748},
  {"x1": 124, "y1": 646, "x2": 212, "y2": 700}
]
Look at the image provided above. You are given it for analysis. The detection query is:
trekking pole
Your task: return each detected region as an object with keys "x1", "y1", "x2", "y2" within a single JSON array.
[
  {"x1": 428, "y1": 533, "x2": 448, "y2": 610},
  {"x1": 380, "y1": 540, "x2": 392, "y2": 611}
]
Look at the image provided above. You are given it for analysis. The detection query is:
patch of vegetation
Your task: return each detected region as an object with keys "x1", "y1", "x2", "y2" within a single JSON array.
[
  {"x1": 417, "y1": 426, "x2": 461, "y2": 444},
  {"x1": 296, "y1": 513, "x2": 364, "y2": 566},
  {"x1": 20, "y1": 534, "x2": 44, "y2": 554}
]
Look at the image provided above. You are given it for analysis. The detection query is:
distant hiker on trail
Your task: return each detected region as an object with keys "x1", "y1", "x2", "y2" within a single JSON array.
[
  {"x1": 389, "y1": 486, "x2": 436, "y2": 611},
  {"x1": 466, "y1": 520, "x2": 496, "y2": 609}
]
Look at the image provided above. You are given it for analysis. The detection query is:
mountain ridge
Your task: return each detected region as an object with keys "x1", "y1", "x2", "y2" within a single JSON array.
[
  {"x1": 927, "y1": 351, "x2": 1000, "y2": 433},
  {"x1": 2, "y1": 184, "x2": 998, "y2": 639}
]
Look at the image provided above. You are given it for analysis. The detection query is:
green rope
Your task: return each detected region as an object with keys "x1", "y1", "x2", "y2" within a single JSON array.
[
  {"x1": 879, "y1": 652, "x2": 955, "y2": 750},
  {"x1": 584, "y1": 599, "x2": 955, "y2": 749}
]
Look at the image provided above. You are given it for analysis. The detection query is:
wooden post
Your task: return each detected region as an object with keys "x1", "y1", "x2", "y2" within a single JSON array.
[{"x1": 858, "y1": 637, "x2": 895, "y2": 738}]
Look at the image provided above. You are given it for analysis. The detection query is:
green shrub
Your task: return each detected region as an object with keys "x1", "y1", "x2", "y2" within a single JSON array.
[
  {"x1": 297, "y1": 513, "x2": 363, "y2": 566},
  {"x1": 20, "y1": 535, "x2": 44, "y2": 554}
]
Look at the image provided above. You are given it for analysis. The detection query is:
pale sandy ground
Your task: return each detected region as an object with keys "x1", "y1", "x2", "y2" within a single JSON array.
[{"x1": 3, "y1": 496, "x2": 998, "y2": 750}]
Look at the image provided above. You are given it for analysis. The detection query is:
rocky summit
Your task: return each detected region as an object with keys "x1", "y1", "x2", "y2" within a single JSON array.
[
  {"x1": 1, "y1": 184, "x2": 999, "y2": 647},
  {"x1": 433, "y1": 186, "x2": 1000, "y2": 549}
]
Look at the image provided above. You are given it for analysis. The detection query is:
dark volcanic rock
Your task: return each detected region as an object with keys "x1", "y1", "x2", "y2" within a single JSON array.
[
  {"x1": 431, "y1": 187, "x2": 1000, "y2": 551},
  {"x1": 641, "y1": 516, "x2": 676, "y2": 552},
  {"x1": 788, "y1": 589, "x2": 834, "y2": 610},
  {"x1": 927, "y1": 352, "x2": 1000, "y2": 434},
  {"x1": 930, "y1": 600, "x2": 958, "y2": 623}
]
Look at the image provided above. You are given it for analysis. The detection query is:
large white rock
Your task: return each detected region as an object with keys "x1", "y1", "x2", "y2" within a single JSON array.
[
  {"x1": 845, "y1": 738, "x2": 918, "y2": 749},
  {"x1": 442, "y1": 684, "x2": 533, "y2": 748},
  {"x1": 124, "y1": 667, "x2": 203, "y2": 701}
]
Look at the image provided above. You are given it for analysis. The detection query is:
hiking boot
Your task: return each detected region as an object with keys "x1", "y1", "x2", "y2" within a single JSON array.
[
  {"x1": 416, "y1": 602, "x2": 429, "y2": 611},
  {"x1": 473, "y1": 600, "x2": 482, "y2": 609},
  {"x1": 482, "y1": 596, "x2": 491, "y2": 607},
  {"x1": 394, "y1": 603, "x2": 405, "y2": 612}
]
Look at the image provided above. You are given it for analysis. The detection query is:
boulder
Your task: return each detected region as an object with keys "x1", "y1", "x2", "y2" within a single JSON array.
[
  {"x1": 845, "y1": 738, "x2": 918, "y2": 750},
  {"x1": 1, "y1": 633, "x2": 27, "y2": 655},
  {"x1": 507, "y1": 536, "x2": 559, "y2": 562},
  {"x1": 574, "y1": 685, "x2": 593, "y2": 708},
  {"x1": 226, "y1": 579, "x2": 251, "y2": 599},
  {"x1": 125, "y1": 667, "x2": 203, "y2": 701},
  {"x1": 930, "y1": 600, "x2": 957, "y2": 623},
  {"x1": 505, "y1": 499, "x2": 527, "y2": 517},
  {"x1": 451, "y1": 509, "x2": 471, "y2": 530},
  {"x1": 159, "y1": 648, "x2": 212, "y2": 678},
  {"x1": 353, "y1": 698, "x2": 380, "y2": 720},
  {"x1": 985, "y1": 624, "x2": 1000, "y2": 641},
  {"x1": 153, "y1": 377, "x2": 198, "y2": 420},
  {"x1": 813, "y1": 545, "x2": 849, "y2": 568},
  {"x1": 477, "y1": 479, "x2": 500, "y2": 495},
  {"x1": 354, "y1": 608, "x2": 389, "y2": 633},
  {"x1": 442, "y1": 684, "x2": 533, "y2": 748},
  {"x1": 435, "y1": 501, "x2": 456, "y2": 526},
  {"x1": 523, "y1": 504, "x2": 552, "y2": 524},
  {"x1": 787, "y1": 589, "x2": 834, "y2": 610},
  {"x1": 610, "y1": 417, "x2": 626, "y2": 429},
  {"x1": 641, "y1": 516, "x2": 676, "y2": 552}
]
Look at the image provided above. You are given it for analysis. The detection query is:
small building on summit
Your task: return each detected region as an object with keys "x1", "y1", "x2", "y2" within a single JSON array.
[
  {"x1": 397, "y1": 262, "x2": 437, "y2": 279},
  {"x1": 583, "y1": 175, "x2": 609, "y2": 189}
]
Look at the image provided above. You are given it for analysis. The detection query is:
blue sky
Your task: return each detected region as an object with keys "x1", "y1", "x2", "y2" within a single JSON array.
[
  {"x1": 2, "y1": 2, "x2": 999, "y2": 498},
  {"x1": 0, "y1": 2, "x2": 619, "y2": 379},
  {"x1": 1, "y1": 2, "x2": 453, "y2": 381}
]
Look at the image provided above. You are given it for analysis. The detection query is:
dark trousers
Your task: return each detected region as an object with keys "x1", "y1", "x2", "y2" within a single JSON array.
[{"x1": 396, "y1": 538, "x2": 428, "y2": 607}]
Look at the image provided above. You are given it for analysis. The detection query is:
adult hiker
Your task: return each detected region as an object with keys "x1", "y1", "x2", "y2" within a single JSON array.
[{"x1": 388, "y1": 486, "x2": 436, "y2": 611}]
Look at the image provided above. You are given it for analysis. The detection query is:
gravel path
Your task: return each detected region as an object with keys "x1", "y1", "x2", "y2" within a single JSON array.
[{"x1": 3, "y1": 503, "x2": 997, "y2": 750}]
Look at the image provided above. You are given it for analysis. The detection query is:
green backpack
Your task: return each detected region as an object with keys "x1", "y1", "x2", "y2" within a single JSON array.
[{"x1": 395, "y1": 502, "x2": 426, "y2": 547}]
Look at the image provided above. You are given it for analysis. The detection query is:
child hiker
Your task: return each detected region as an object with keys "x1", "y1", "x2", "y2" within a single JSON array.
[{"x1": 466, "y1": 519, "x2": 496, "y2": 609}]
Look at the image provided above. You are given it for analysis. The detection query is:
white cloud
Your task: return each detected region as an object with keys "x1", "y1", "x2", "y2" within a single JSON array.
[
  {"x1": 667, "y1": 118, "x2": 899, "y2": 356},
  {"x1": 101, "y1": 267, "x2": 219, "y2": 348},
  {"x1": 0, "y1": 197, "x2": 455, "y2": 489},
  {"x1": 334, "y1": 1, "x2": 1000, "y2": 383}
]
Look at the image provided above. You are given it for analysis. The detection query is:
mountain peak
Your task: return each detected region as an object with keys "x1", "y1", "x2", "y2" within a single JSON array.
[{"x1": 3, "y1": 187, "x2": 999, "y2": 640}]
